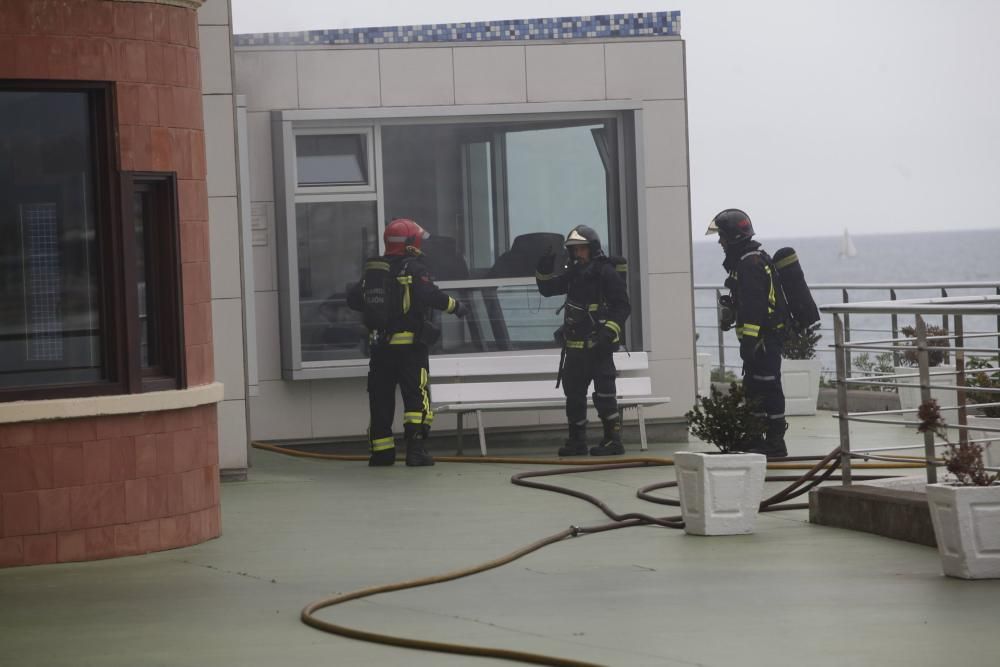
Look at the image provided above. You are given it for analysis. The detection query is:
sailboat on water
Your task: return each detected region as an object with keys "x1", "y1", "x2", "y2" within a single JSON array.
[{"x1": 839, "y1": 228, "x2": 858, "y2": 259}]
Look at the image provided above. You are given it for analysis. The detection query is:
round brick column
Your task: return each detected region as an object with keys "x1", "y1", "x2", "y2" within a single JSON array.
[{"x1": 0, "y1": 0, "x2": 220, "y2": 568}]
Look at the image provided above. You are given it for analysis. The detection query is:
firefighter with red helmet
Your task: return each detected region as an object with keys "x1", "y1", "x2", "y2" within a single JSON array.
[
  {"x1": 706, "y1": 208, "x2": 789, "y2": 458},
  {"x1": 536, "y1": 225, "x2": 631, "y2": 456},
  {"x1": 347, "y1": 218, "x2": 467, "y2": 466}
]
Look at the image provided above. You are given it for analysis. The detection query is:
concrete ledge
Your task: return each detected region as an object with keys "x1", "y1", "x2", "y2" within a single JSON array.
[
  {"x1": 221, "y1": 468, "x2": 249, "y2": 482},
  {"x1": 713, "y1": 383, "x2": 901, "y2": 414},
  {"x1": 818, "y1": 387, "x2": 900, "y2": 412},
  {"x1": 0, "y1": 383, "x2": 224, "y2": 424},
  {"x1": 809, "y1": 485, "x2": 936, "y2": 547},
  {"x1": 112, "y1": 0, "x2": 205, "y2": 8}
]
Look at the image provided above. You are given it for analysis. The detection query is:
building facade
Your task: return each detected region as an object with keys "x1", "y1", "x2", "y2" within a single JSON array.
[
  {"x1": 0, "y1": 0, "x2": 245, "y2": 567},
  {"x1": 234, "y1": 12, "x2": 697, "y2": 444},
  {"x1": 1, "y1": 6, "x2": 698, "y2": 568}
]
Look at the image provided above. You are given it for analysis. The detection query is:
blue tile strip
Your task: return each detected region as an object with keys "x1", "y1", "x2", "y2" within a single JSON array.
[{"x1": 234, "y1": 11, "x2": 680, "y2": 47}]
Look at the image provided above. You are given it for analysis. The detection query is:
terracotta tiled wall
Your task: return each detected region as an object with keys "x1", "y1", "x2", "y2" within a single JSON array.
[
  {"x1": 0, "y1": 0, "x2": 213, "y2": 386},
  {"x1": 0, "y1": 0, "x2": 219, "y2": 567},
  {"x1": 0, "y1": 406, "x2": 220, "y2": 567}
]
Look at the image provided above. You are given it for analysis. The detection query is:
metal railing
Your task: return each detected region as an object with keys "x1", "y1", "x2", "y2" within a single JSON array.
[
  {"x1": 821, "y1": 295, "x2": 1000, "y2": 485},
  {"x1": 694, "y1": 281, "x2": 1000, "y2": 383}
]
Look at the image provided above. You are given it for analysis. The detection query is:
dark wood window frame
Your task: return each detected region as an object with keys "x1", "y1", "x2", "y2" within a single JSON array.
[
  {"x1": 0, "y1": 81, "x2": 186, "y2": 402},
  {"x1": 121, "y1": 172, "x2": 186, "y2": 393}
]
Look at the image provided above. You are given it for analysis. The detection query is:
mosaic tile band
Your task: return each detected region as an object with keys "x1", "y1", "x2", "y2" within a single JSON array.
[{"x1": 235, "y1": 11, "x2": 680, "y2": 47}]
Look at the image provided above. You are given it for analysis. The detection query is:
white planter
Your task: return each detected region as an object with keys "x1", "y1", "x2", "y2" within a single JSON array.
[
  {"x1": 926, "y1": 483, "x2": 1000, "y2": 579},
  {"x1": 782, "y1": 358, "x2": 822, "y2": 416},
  {"x1": 696, "y1": 353, "x2": 712, "y2": 396},
  {"x1": 895, "y1": 365, "x2": 957, "y2": 417},
  {"x1": 967, "y1": 416, "x2": 1000, "y2": 468},
  {"x1": 674, "y1": 452, "x2": 767, "y2": 535}
]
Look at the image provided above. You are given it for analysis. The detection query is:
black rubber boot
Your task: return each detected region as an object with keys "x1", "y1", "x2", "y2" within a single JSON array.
[
  {"x1": 558, "y1": 423, "x2": 588, "y2": 457},
  {"x1": 749, "y1": 420, "x2": 788, "y2": 458},
  {"x1": 590, "y1": 419, "x2": 625, "y2": 456},
  {"x1": 732, "y1": 437, "x2": 765, "y2": 453},
  {"x1": 368, "y1": 447, "x2": 396, "y2": 466},
  {"x1": 405, "y1": 439, "x2": 435, "y2": 467}
]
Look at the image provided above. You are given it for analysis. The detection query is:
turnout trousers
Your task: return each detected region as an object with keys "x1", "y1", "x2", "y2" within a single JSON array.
[
  {"x1": 742, "y1": 333, "x2": 786, "y2": 438},
  {"x1": 561, "y1": 347, "x2": 619, "y2": 429},
  {"x1": 367, "y1": 342, "x2": 433, "y2": 451}
]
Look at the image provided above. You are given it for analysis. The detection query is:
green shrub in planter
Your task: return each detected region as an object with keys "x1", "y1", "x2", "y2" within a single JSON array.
[
  {"x1": 918, "y1": 399, "x2": 998, "y2": 486},
  {"x1": 782, "y1": 324, "x2": 822, "y2": 361},
  {"x1": 966, "y1": 356, "x2": 1000, "y2": 418},
  {"x1": 686, "y1": 382, "x2": 767, "y2": 453},
  {"x1": 853, "y1": 352, "x2": 897, "y2": 393},
  {"x1": 898, "y1": 324, "x2": 949, "y2": 367}
]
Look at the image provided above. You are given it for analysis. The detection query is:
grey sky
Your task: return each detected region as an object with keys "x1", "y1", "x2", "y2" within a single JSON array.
[{"x1": 231, "y1": 0, "x2": 1000, "y2": 238}]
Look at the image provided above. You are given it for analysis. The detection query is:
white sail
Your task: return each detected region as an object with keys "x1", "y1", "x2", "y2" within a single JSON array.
[{"x1": 840, "y1": 229, "x2": 858, "y2": 258}]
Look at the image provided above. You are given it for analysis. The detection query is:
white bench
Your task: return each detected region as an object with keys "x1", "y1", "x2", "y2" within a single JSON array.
[{"x1": 428, "y1": 352, "x2": 670, "y2": 456}]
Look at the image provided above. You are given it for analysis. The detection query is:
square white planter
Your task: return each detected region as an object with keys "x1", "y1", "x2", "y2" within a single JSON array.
[
  {"x1": 674, "y1": 452, "x2": 767, "y2": 535},
  {"x1": 696, "y1": 353, "x2": 712, "y2": 396},
  {"x1": 927, "y1": 483, "x2": 1000, "y2": 579},
  {"x1": 782, "y1": 358, "x2": 822, "y2": 416},
  {"x1": 895, "y1": 365, "x2": 957, "y2": 417},
  {"x1": 967, "y1": 416, "x2": 1000, "y2": 467}
]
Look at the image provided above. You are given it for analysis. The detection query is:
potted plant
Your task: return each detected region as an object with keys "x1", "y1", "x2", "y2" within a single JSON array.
[
  {"x1": 918, "y1": 399, "x2": 1000, "y2": 579},
  {"x1": 895, "y1": 324, "x2": 957, "y2": 415},
  {"x1": 965, "y1": 356, "x2": 1000, "y2": 467},
  {"x1": 782, "y1": 324, "x2": 823, "y2": 416},
  {"x1": 853, "y1": 352, "x2": 898, "y2": 393},
  {"x1": 678, "y1": 384, "x2": 768, "y2": 535}
]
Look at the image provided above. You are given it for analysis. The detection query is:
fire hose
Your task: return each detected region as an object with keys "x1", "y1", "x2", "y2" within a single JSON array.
[{"x1": 252, "y1": 442, "x2": 924, "y2": 666}]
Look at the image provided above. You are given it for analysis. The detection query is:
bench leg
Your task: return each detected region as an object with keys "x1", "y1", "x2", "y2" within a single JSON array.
[
  {"x1": 637, "y1": 405, "x2": 648, "y2": 451},
  {"x1": 475, "y1": 409, "x2": 487, "y2": 457},
  {"x1": 456, "y1": 412, "x2": 465, "y2": 456}
]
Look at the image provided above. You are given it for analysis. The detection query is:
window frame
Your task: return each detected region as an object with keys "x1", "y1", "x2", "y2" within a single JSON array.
[
  {"x1": 0, "y1": 80, "x2": 126, "y2": 402},
  {"x1": 272, "y1": 104, "x2": 643, "y2": 380},
  {"x1": 120, "y1": 171, "x2": 186, "y2": 393},
  {"x1": 0, "y1": 81, "x2": 187, "y2": 402},
  {"x1": 292, "y1": 127, "x2": 376, "y2": 196}
]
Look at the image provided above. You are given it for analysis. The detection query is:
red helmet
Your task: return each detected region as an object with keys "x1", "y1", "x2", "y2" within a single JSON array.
[{"x1": 384, "y1": 218, "x2": 429, "y2": 256}]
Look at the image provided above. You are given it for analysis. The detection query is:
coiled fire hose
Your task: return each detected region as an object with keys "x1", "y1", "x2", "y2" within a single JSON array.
[{"x1": 252, "y1": 442, "x2": 924, "y2": 666}]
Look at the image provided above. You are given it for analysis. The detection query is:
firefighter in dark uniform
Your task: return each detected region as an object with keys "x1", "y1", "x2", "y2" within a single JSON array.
[
  {"x1": 707, "y1": 209, "x2": 788, "y2": 458},
  {"x1": 536, "y1": 225, "x2": 631, "y2": 456},
  {"x1": 347, "y1": 218, "x2": 467, "y2": 467}
]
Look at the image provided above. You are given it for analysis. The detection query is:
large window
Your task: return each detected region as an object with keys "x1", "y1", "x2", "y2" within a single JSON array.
[
  {"x1": 0, "y1": 83, "x2": 184, "y2": 400},
  {"x1": 381, "y1": 119, "x2": 624, "y2": 354},
  {"x1": 275, "y1": 112, "x2": 636, "y2": 377}
]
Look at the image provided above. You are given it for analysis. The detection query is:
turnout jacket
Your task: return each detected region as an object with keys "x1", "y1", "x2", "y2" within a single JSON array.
[
  {"x1": 536, "y1": 256, "x2": 631, "y2": 347},
  {"x1": 347, "y1": 255, "x2": 458, "y2": 345},
  {"x1": 723, "y1": 241, "x2": 786, "y2": 342}
]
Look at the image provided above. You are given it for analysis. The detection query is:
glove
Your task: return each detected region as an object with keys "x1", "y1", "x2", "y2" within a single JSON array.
[
  {"x1": 596, "y1": 323, "x2": 619, "y2": 350},
  {"x1": 452, "y1": 301, "x2": 469, "y2": 318},
  {"x1": 740, "y1": 336, "x2": 760, "y2": 363},
  {"x1": 536, "y1": 246, "x2": 556, "y2": 274}
]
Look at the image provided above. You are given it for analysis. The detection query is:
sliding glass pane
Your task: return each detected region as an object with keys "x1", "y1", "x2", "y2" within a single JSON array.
[{"x1": 296, "y1": 201, "x2": 378, "y2": 361}]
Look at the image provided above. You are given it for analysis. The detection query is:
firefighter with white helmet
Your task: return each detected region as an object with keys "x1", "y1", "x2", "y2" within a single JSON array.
[{"x1": 536, "y1": 225, "x2": 631, "y2": 456}]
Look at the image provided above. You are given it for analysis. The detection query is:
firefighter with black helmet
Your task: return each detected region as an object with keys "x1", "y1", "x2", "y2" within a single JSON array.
[
  {"x1": 347, "y1": 218, "x2": 468, "y2": 467},
  {"x1": 706, "y1": 208, "x2": 789, "y2": 458},
  {"x1": 536, "y1": 225, "x2": 631, "y2": 456}
]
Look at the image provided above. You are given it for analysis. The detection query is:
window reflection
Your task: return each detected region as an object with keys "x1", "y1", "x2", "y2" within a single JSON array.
[
  {"x1": 0, "y1": 91, "x2": 103, "y2": 388},
  {"x1": 296, "y1": 201, "x2": 378, "y2": 361},
  {"x1": 296, "y1": 134, "x2": 368, "y2": 187},
  {"x1": 381, "y1": 118, "x2": 620, "y2": 352}
]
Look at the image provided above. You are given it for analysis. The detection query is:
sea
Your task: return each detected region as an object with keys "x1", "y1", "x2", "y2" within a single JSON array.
[{"x1": 690, "y1": 228, "x2": 1000, "y2": 377}]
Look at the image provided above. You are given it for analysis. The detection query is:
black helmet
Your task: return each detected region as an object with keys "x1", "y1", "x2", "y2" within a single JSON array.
[
  {"x1": 564, "y1": 225, "x2": 604, "y2": 257},
  {"x1": 706, "y1": 209, "x2": 755, "y2": 243}
]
